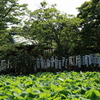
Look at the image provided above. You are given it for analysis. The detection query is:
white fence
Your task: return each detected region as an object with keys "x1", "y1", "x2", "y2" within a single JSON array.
[
  {"x1": 36, "y1": 54, "x2": 100, "y2": 70},
  {"x1": 0, "y1": 60, "x2": 11, "y2": 72},
  {"x1": 0, "y1": 54, "x2": 100, "y2": 72}
]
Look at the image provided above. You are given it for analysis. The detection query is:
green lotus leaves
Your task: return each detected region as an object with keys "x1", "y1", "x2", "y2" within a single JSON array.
[{"x1": 0, "y1": 71, "x2": 100, "y2": 99}]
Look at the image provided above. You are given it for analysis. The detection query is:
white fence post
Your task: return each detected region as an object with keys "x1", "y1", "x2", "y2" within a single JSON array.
[
  {"x1": 62, "y1": 57, "x2": 65, "y2": 67},
  {"x1": 51, "y1": 56, "x2": 54, "y2": 67},
  {"x1": 44, "y1": 60, "x2": 46, "y2": 69},
  {"x1": 58, "y1": 60, "x2": 61, "y2": 69},
  {"x1": 69, "y1": 56, "x2": 73, "y2": 65},
  {"x1": 55, "y1": 57, "x2": 58, "y2": 69},
  {"x1": 98, "y1": 54, "x2": 100, "y2": 67},
  {"x1": 82, "y1": 56, "x2": 85, "y2": 66},
  {"x1": 88, "y1": 55, "x2": 92, "y2": 65},
  {"x1": 40, "y1": 57, "x2": 44, "y2": 69},
  {"x1": 65, "y1": 59, "x2": 68, "y2": 69},
  {"x1": 90, "y1": 54, "x2": 94, "y2": 64},
  {"x1": 47, "y1": 59, "x2": 50, "y2": 68},
  {"x1": 98, "y1": 54, "x2": 100, "y2": 64},
  {"x1": 93, "y1": 54, "x2": 97, "y2": 66},
  {"x1": 84, "y1": 55, "x2": 88, "y2": 67},
  {"x1": 7, "y1": 59, "x2": 10, "y2": 69},
  {"x1": 77, "y1": 55, "x2": 81, "y2": 68},
  {"x1": 0, "y1": 60, "x2": 7, "y2": 71},
  {"x1": 36, "y1": 58, "x2": 40, "y2": 68},
  {"x1": 73, "y1": 57, "x2": 76, "y2": 66}
]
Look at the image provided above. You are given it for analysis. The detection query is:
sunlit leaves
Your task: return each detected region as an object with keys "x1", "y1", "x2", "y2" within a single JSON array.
[
  {"x1": 83, "y1": 89, "x2": 100, "y2": 99},
  {"x1": 0, "y1": 71, "x2": 100, "y2": 99}
]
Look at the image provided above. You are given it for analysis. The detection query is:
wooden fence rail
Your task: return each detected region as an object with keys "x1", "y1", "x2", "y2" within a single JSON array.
[{"x1": 0, "y1": 54, "x2": 100, "y2": 72}]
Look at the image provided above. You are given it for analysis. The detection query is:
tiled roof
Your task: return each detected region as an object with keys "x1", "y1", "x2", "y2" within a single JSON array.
[{"x1": 11, "y1": 35, "x2": 38, "y2": 45}]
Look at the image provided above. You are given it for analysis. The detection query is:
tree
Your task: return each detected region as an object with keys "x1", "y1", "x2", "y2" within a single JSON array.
[
  {"x1": 0, "y1": 0, "x2": 28, "y2": 59},
  {"x1": 23, "y1": 1, "x2": 81, "y2": 56},
  {"x1": 0, "y1": 0, "x2": 28, "y2": 49},
  {"x1": 0, "y1": 0, "x2": 30, "y2": 74},
  {"x1": 77, "y1": 0, "x2": 100, "y2": 54},
  {"x1": 0, "y1": 0, "x2": 28, "y2": 30}
]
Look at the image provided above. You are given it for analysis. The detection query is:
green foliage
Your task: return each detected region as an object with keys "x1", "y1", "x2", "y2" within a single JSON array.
[
  {"x1": 0, "y1": 0, "x2": 33, "y2": 74},
  {"x1": 0, "y1": 0, "x2": 28, "y2": 30},
  {"x1": 0, "y1": 32, "x2": 11, "y2": 45},
  {"x1": 23, "y1": 1, "x2": 82, "y2": 56},
  {"x1": 83, "y1": 89, "x2": 100, "y2": 99},
  {"x1": 0, "y1": 71, "x2": 100, "y2": 99},
  {"x1": 77, "y1": 0, "x2": 100, "y2": 54},
  {"x1": 9, "y1": 49, "x2": 36, "y2": 74},
  {"x1": 0, "y1": 32, "x2": 16, "y2": 60}
]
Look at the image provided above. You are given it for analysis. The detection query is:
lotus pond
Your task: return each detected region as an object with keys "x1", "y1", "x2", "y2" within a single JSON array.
[{"x1": 0, "y1": 71, "x2": 100, "y2": 100}]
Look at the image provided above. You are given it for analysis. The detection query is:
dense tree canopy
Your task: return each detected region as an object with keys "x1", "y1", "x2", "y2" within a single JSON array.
[
  {"x1": 23, "y1": 1, "x2": 81, "y2": 56},
  {"x1": 0, "y1": 0, "x2": 28, "y2": 60},
  {"x1": 77, "y1": 0, "x2": 100, "y2": 54},
  {"x1": 1, "y1": 0, "x2": 99, "y2": 59}
]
